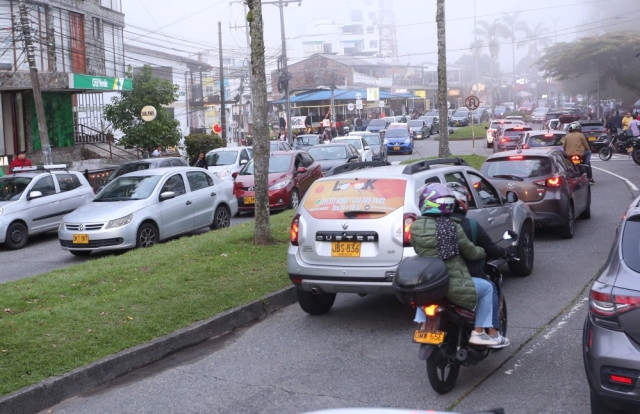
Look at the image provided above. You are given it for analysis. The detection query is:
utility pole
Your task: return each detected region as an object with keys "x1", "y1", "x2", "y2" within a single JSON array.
[
  {"x1": 264, "y1": 0, "x2": 300, "y2": 145},
  {"x1": 18, "y1": 0, "x2": 52, "y2": 164},
  {"x1": 229, "y1": 1, "x2": 253, "y2": 139},
  {"x1": 218, "y1": 22, "x2": 227, "y2": 144}
]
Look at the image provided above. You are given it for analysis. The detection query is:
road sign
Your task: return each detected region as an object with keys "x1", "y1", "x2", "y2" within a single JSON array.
[
  {"x1": 464, "y1": 95, "x2": 480, "y2": 111},
  {"x1": 213, "y1": 123, "x2": 222, "y2": 134},
  {"x1": 140, "y1": 105, "x2": 157, "y2": 122},
  {"x1": 355, "y1": 92, "x2": 362, "y2": 100},
  {"x1": 356, "y1": 99, "x2": 363, "y2": 110},
  {"x1": 347, "y1": 103, "x2": 355, "y2": 111}
]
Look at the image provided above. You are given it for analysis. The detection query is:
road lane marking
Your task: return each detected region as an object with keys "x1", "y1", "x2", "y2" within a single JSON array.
[{"x1": 592, "y1": 165, "x2": 638, "y2": 191}]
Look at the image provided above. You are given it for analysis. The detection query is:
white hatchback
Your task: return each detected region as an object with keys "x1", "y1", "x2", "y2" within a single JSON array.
[
  {"x1": 331, "y1": 136, "x2": 373, "y2": 162},
  {"x1": 206, "y1": 146, "x2": 253, "y2": 180}
]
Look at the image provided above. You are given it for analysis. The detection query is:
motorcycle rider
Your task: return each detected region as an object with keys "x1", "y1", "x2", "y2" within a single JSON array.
[
  {"x1": 563, "y1": 122, "x2": 594, "y2": 184},
  {"x1": 411, "y1": 183, "x2": 510, "y2": 348}
]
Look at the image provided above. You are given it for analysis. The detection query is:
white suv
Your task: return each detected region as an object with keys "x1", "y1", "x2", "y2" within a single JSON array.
[{"x1": 287, "y1": 158, "x2": 535, "y2": 314}]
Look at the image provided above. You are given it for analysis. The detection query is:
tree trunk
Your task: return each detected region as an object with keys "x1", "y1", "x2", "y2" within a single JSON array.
[
  {"x1": 436, "y1": 0, "x2": 449, "y2": 158},
  {"x1": 247, "y1": 0, "x2": 272, "y2": 244}
]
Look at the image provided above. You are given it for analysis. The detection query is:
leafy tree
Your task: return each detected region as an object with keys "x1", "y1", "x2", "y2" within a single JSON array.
[
  {"x1": 104, "y1": 65, "x2": 181, "y2": 151},
  {"x1": 538, "y1": 32, "x2": 640, "y2": 104}
]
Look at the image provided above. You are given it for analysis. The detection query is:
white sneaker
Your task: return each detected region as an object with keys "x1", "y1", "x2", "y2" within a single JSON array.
[
  {"x1": 469, "y1": 331, "x2": 500, "y2": 346},
  {"x1": 488, "y1": 333, "x2": 511, "y2": 349}
]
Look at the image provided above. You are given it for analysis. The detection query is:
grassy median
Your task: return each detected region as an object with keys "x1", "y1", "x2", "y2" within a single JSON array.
[
  {"x1": 0, "y1": 211, "x2": 294, "y2": 396},
  {"x1": 447, "y1": 122, "x2": 490, "y2": 139}
]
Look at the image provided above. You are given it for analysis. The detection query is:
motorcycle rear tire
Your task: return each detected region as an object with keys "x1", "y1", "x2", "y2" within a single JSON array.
[
  {"x1": 598, "y1": 147, "x2": 612, "y2": 161},
  {"x1": 632, "y1": 148, "x2": 640, "y2": 166},
  {"x1": 426, "y1": 349, "x2": 460, "y2": 394}
]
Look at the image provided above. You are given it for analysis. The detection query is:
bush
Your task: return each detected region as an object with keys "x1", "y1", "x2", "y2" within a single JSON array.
[{"x1": 184, "y1": 134, "x2": 224, "y2": 161}]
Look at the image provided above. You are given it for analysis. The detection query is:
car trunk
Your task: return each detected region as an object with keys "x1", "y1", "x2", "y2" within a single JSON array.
[{"x1": 617, "y1": 218, "x2": 640, "y2": 344}]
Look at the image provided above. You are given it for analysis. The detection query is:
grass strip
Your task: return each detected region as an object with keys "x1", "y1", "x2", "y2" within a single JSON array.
[
  {"x1": 400, "y1": 154, "x2": 486, "y2": 170},
  {"x1": 446, "y1": 122, "x2": 490, "y2": 139},
  {"x1": 0, "y1": 211, "x2": 295, "y2": 396}
]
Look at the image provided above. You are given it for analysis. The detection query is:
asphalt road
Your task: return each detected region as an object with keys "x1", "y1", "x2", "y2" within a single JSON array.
[{"x1": 39, "y1": 138, "x2": 640, "y2": 413}]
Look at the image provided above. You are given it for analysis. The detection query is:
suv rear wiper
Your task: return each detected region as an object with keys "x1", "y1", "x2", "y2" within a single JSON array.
[
  {"x1": 492, "y1": 174, "x2": 524, "y2": 181},
  {"x1": 343, "y1": 210, "x2": 386, "y2": 218}
]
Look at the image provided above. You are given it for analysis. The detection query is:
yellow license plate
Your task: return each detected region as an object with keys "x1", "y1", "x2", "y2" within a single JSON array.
[
  {"x1": 628, "y1": 147, "x2": 634, "y2": 153},
  {"x1": 588, "y1": 136, "x2": 596, "y2": 141},
  {"x1": 413, "y1": 329, "x2": 445, "y2": 344},
  {"x1": 244, "y1": 196, "x2": 255, "y2": 204},
  {"x1": 73, "y1": 234, "x2": 89, "y2": 244},
  {"x1": 331, "y1": 241, "x2": 361, "y2": 257},
  {"x1": 393, "y1": 146, "x2": 401, "y2": 150}
]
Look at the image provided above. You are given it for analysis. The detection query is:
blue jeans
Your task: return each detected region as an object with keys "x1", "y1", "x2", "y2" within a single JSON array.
[
  {"x1": 413, "y1": 277, "x2": 495, "y2": 328},
  {"x1": 584, "y1": 150, "x2": 592, "y2": 165}
]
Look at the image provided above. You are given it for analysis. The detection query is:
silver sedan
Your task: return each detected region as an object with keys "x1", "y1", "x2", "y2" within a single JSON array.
[{"x1": 58, "y1": 167, "x2": 238, "y2": 256}]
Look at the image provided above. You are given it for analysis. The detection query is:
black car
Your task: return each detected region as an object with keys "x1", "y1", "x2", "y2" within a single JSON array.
[
  {"x1": 350, "y1": 131, "x2": 388, "y2": 162},
  {"x1": 366, "y1": 118, "x2": 389, "y2": 134},
  {"x1": 583, "y1": 194, "x2": 640, "y2": 413},
  {"x1": 449, "y1": 109, "x2": 471, "y2": 127},
  {"x1": 579, "y1": 121, "x2": 609, "y2": 152},
  {"x1": 471, "y1": 107, "x2": 491, "y2": 123},
  {"x1": 407, "y1": 119, "x2": 430, "y2": 140},
  {"x1": 308, "y1": 143, "x2": 360, "y2": 174}
]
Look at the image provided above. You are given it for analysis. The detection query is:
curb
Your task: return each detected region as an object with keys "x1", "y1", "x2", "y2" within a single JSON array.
[{"x1": 0, "y1": 286, "x2": 297, "y2": 414}]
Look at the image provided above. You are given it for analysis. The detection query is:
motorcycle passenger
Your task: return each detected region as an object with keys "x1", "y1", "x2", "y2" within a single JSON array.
[
  {"x1": 629, "y1": 117, "x2": 640, "y2": 137},
  {"x1": 563, "y1": 122, "x2": 594, "y2": 184},
  {"x1": 447, "y1": 182, "x2": 513, "y2": 345},
  {"x1": 411, "y1": 183, "x2": 510, "y2": 348}
]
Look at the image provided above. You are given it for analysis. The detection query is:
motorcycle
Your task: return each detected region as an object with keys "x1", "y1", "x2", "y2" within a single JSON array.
[
  {"x1": 392, "y1": 231, "x2": 516, "y2": 394},
  {"x1": 598, "y1": 130, "x2": 639, "y2": 162}
]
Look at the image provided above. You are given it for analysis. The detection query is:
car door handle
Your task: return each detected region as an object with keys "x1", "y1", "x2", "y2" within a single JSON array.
[
  {"x1": 487, "y1": 217, "x2": 494, "y2": 223},
  {"x1": 186, "y1": 201, "x2": 192, "y2": 205},
  {"x1": 211, "y1": 192, "x2": 216, "y2": 197}
]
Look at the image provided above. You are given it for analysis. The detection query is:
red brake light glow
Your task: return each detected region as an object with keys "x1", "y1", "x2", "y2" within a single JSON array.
[
  {"x1": 421, "y1": 304, "x2": 439, "y2": 317},
  {"x1": 509, "y1": 155, "x2": 524, "y2": 160},
  {"x1": 610, "y1": 375, "x2": 633, "y2": 385},
  {"x1": 403, "y1": 213, "x2": 417, "y2": 247},
  {"x1": 544, "y1": 133, "x2": 554, "y2": 138},
  {"x1": 547, "y1": 177, "x2": 561, "y2": 187}
]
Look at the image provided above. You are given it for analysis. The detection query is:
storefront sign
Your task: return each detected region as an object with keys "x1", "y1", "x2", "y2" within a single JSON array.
[{"x1": 69, "y1": 74, "x2": 133, "y2": 91}]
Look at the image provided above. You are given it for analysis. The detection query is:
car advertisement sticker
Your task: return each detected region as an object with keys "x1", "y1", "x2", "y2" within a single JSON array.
[{"x1": 303, "y1": 179, "x2": 407, "y2": 219}]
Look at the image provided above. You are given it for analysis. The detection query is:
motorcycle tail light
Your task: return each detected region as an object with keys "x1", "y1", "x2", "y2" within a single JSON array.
[
  {"x1": 290, "y1": 214, "x2": 300, "y2": 246},
  {"x1": 421, "y1": 304, "x2": 440, "y2": 316},
  {"x1": 403, "y1": 213, "x2": 417, "y2": 247}
]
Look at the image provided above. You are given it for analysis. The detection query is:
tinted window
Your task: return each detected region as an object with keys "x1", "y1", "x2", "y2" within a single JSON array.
[
  {"x1": 31, "y1": 175, "x2": 56, "y2": 196},
  {"x1": 408, "y1": 120, "x2": 424, "y2": 127},
  {"x1": 300, "y1": 152, "x2": 314, "y2": 167},
  {"x1": 467, "y1": 172, "x2": 501, "y2": 206},
  {"x1": 444, "y1": 172, "x2": 477, "y2": 209},
  {"x1": 207, "y1": 150, "x2": 237, "y2": 166},
  {"x1": 362, "y1": 134, "x2": 381, "y2": 145},
  {"x1": 161, "y1": 174, "x2": 186, "y2": 196},
  {"x1": 385, "y1": 129, "x2": 409, "y2": 138},
  {"x1": 368, "y1": 119, "x2": 386, "y2": 127},
  {"x1": 622, "y1": 217, "x2": 640, "y2": 272},
  {"x1": 241, "y1": 154, "x2": 293, "y2": 175},
  {"x1": 483, "y1": 157, "x2": 552, "y2": 178},
  {"x1": 0, "y1": 176, "x2": 31, "y2": 201},
  {"x1": 56, "y1": 174, "x2": 82, "y2": 192},
  {"x1": 187, "y1": 171, "x2": 213, "y2": 191},
  {"x1": 309, "y1": 146, "x2": 347, "y2": 160}
]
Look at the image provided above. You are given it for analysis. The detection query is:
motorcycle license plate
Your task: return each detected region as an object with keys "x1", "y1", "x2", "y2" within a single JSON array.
[
  {"x1": 73, "y1": 234, "x2": 89, "y2": 244},
  {"x1": 331, "y1": 241, "x2": 361, "y2": 257},
  {"x1": 588, "y1": 136, "x2": 596, "y2": 141},
  {"x1": 413, "y1": 329, "x2": 445, "y2": 344}
]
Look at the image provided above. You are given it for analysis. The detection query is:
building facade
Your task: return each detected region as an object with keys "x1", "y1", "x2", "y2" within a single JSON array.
[{"x1": 0, "y1": 0, "x2": 126, "y2": 166}]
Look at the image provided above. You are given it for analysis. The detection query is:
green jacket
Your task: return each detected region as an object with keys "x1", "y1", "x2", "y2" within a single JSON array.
[{"x1": 410, "y1": 216, "x2": 486, "y2": 310}]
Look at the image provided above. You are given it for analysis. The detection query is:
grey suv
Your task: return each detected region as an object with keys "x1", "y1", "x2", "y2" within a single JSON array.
[{"x1": 287, "y1": 158, "x2": 535, "y2": 314}]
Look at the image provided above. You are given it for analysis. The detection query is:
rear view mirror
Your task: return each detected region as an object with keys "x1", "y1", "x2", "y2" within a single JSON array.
[
  {"x1": 27, "y1": 190, "x2": 43, "y2": 200},
  {"x1": 505, "y1": 191, "x2": 518, "y2": 203},
  {"x1": 159, "y1": 191, "x2": 176, "y2": 201}
]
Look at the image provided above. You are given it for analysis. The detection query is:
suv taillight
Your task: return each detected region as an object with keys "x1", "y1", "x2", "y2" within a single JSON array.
[
  {"x1": 403, "y1": 213, "x2": 417, "y2": 247},
  {"x1": 290, "y1": 214, "x2": 300, "y2": 246},
  {"x1": 589, "y1": 281, "x2": 640, "y2": 331}
]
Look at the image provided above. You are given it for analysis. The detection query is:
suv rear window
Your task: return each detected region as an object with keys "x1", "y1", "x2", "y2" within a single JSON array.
[
  {"x1": 302, "y1": 178, "x2": 407, "y2": 219},
  {"x1": 622, "y1": 217, "x2": 640, "y2": 273},
  {"x1": 483, "y1": 156, "x2": 552, "y2": 178}
]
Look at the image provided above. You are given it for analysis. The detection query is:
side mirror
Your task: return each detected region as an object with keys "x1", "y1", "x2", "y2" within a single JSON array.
[
  {"x1": 159, "y1": 191, "x2": 176, "y2": 201},
  {"x1": 27, "y1": 190, "x2": 43, "y2": 200},
  {"x1": 240, "y1": 159, "x2": 247, "y2": 165},
  {"x1": 505, "y1": 191, "x2": 519, "y2": 203},
  {"x1": 296, "y1": 167, "x2": 307, "y2": 174},
  {"x1": 363, "y1": 145, "x2": 370, "y2": 150}
]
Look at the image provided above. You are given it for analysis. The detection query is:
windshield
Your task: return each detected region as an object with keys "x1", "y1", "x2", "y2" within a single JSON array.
[
  {"x1": 95, "y1": 175, "x2": 162, "y2": 201},
  {"x1": 368, "y1": 119, "x2": 386, "y2": 127},
  {"x1": 504, "y1": 129, "x2": 530, "y2": 138},
  {"x1": 106, "y1": 163, "x2": 151, "y2": 183},
  {"x1": 309, "y1": 146, "x2": 347, "y2": 160},
  {"x1": 334, "y1": 138, "x2": 362, "y2": 149},
  {"x1": 0, "y1": 176, "x2": 32, "y2": 201},
  {"x1": 207, "y1": 151, "x2": 237, "y2": 166},
  {"x1": 527, "y1": 134, "x2": 565, "y2": 147},
  {"x1": 241, "y1": 154, "x2": 293, "y2": 175},
  {"x1": 294, "y1": 135, "x2": 320, "y2": 146},
  {"x1": 408, "y1": 120, "x2": 423, "y2": 127},
  {"x1": 483, "y1": 157, "x2": 552, "y2": 178},
  {"x1": 362, "y1": 134, "x2": 381, "y2": 145},
  {"x1": 385, "y1": 129, "x2": 409, "y2": 138},
  {"x1": 453, "y1": 111, "x2": 468, "y2": 117}
]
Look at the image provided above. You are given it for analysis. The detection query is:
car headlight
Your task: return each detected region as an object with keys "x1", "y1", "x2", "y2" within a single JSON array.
[
  {"x1": 216, "y1": 168, "x2": 232, "y2": 178},
  {"x1": 404, "y1": 138, "x2": 411, "y2": 144},
  {"x1": 105, "y1": 213, "x2": 133, "y2": 229},
  {"x1": 269, "y1": 179, "x2": 291, "y2": 191}
]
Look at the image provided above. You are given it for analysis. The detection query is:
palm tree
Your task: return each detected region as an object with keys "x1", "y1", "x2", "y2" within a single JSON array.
[
  {"x1": 501, "y1": 12, "x2": 525, "y2": 99},
  {"x1": 519, "y1": 22, "x2": 552, "y2": 105},
  {"x1": 475, "y1": 20, "x2": 509, "y2": 106}
]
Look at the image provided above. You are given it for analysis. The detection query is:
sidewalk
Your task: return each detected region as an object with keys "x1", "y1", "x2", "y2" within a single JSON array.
[{"x1": 0, "y1": 286, "x2": 297, "y2": 414}]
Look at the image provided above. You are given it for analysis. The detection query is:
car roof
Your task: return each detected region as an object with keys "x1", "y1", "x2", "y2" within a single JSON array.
[
  {"x1": 118, "y1": 166, "x2": 210, "y2": 178},
  {"x1": 310, "y1": 143, "x2": 352, "y2": 149},
  {"x1": 317, "y1": 158, "x2": 473, "y2": 181},
  {"x1": 389, "y1": 122, "x2": 408, "y2": 127},
  {"x1": 207, "y1": 146, "x2": 252, "y2": 153}
]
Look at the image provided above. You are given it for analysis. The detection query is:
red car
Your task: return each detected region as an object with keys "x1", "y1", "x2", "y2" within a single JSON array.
[{"x1": 233, "y1": 150, "x2": 322, "y2": 211}]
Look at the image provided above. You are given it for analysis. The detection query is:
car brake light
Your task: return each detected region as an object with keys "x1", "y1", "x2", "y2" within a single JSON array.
[
  {"x1": 403, "y1": 213, "x2": 417, "y2": 247},
  {"x1": 290, "y1": 214, "x2": 300, "y2": 246},
  {"x1": 547, "y1": 177, "x2": 561, "y2": 187},
  {"x1": 544, "y1": 133, "x2": 554, "y2": 138},
  {"x1": 500, "y1": 138, "x2": 509, "y2": 143},
  {"x1": 509, "y1": 155, "x2": 524, "y2": 160},
  {"x1": 610, "y1": 375, "x2": 633, "y2": 385}
]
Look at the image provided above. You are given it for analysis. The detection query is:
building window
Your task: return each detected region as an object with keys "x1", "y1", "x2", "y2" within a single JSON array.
[
  {"x1": 101, "y1": 0, "x2": 122, "y2": 12},
  {"x1": 323, "y1": 43, "x2": 332, "y2": 54},
  {"x1": 367, "y1": 26, "x2": 374, "y2": 34},
  {"x1": 103, "y1": 22, "x2": 125, "y2": 77},
  {"x1": 369, "y1": 12, "x2": 376, "y2": 21},
  {"x1": 343, "y1": 24, "x2": 363, "y2": 35},
  {"x1": 351, "y1": 10, "x2": 363, "y2": 22},
  {"x1": 92, "y1": 18, "x2": 102, "y2": 39},
  {"x1": 369, "y1": 40, "x2": 377, "y2": 49},
  {"x1": 303, "y1": 42, "x2": 323, "y2": 56}
]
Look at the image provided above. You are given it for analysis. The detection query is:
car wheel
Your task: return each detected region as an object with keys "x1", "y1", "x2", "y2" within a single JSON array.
[
  {"x1": 5, "y1": 222, "x2": 28, "y2": 250},
  {"x1": 70, "y1": 250, "x2": 92, "y2": 257},
  {"x1": 288, "y1": 189, "x2": 300, "y2": 210},
  {"x1": 560, "y1": 202, "x2": 575, "y2": 239},
  {"x1": 426, "y1": 348, "x2": 460, "y2": 394},
  {"x1": 211, "y1": 205, "x2": 231, "y2": 229},
  {"x1": 136, "y1": 222, "x2": 158, "y2": 248},
  {"x1": 509, "y1": 223, "x2": 534, "y2": 276},
  {"x1": 580, "y1": 187, "x2": 591, "y2": 220},
  {"x1": 296, "y1": 287, "x2": 336, "y2": 315}
]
